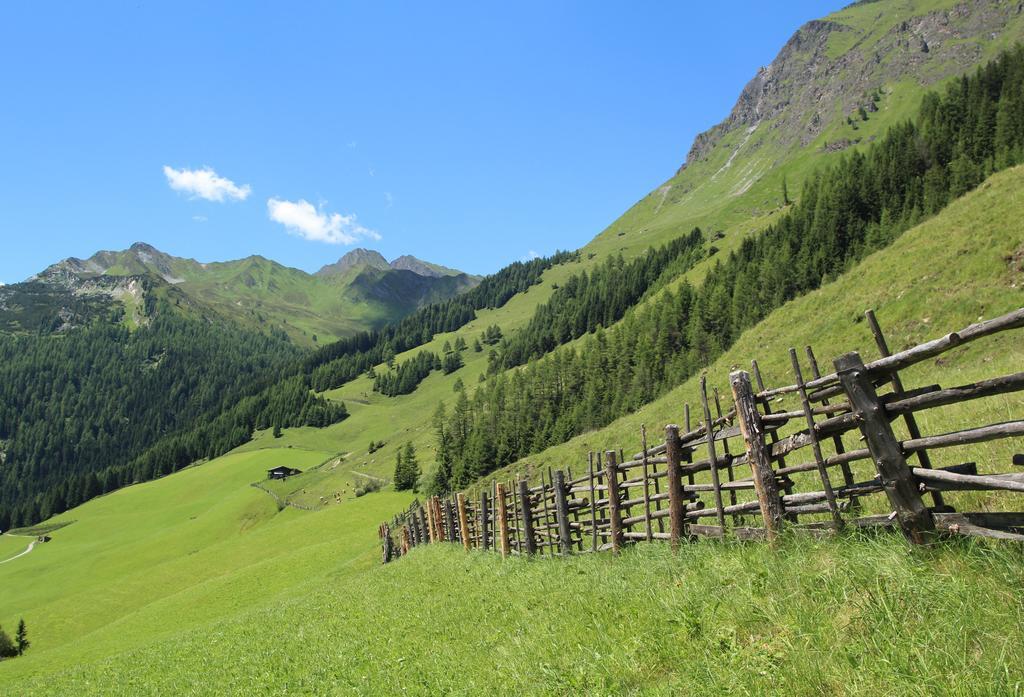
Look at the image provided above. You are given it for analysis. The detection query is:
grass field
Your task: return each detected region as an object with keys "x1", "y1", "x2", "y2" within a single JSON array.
[
  {"x1": 5, "y1": 536, "x2": 1024, "y2": 695},
  {"x1": 2, "y1": 3, "x2": 1023, "y2": 691}
]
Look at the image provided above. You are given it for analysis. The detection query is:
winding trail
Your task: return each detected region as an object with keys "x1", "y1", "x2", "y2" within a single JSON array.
[{"x1": 0, "y1": 535, "x2": 37, "y2": 565}]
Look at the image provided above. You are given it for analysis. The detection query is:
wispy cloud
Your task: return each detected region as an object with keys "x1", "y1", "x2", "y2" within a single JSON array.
[
  {"x1": 522, "y1": 250, "x2": 540, "y2": 262},
  {"x1": 267, "y1": 198, "x2": 381, "y2": 245},
  {"x1": 163, "y1": 165, "x2": 251, "y2": 202},
  {"x1": 384, "y1": 192, "x2": 394, "y2": 208},
  {"x1": 192, "y1": 215, "x2": 208, "y2": 223}
]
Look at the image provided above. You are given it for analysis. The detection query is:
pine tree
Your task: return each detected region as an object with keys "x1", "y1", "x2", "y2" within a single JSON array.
[
  {"x1": 272, "y1": 423, "x2": 282, "y2": 438},
  {"x1": 15, "y1": 619, "x2": 28, "y2": 656}
]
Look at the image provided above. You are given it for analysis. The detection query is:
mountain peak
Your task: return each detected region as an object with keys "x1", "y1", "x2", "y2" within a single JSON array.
[
  {"x1": 315, "y1": 248, "x2": 389, "y2": 277},
  {"x1": 389, "y1": 255, "x2": 465, "y2": 278}
]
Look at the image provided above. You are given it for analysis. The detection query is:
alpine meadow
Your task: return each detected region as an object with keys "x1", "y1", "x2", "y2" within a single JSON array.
[{"x1": 3, "y1": 1, "x2": 1024, "y2": 695}]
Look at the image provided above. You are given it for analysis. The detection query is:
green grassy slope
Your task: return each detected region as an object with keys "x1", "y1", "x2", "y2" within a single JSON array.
[
  {"x1": 0, "y1": 166, "x2": 1021, "y2": 697},
  {"x1": 0, "y1": 446, "x2": 414, "y2": 683}
]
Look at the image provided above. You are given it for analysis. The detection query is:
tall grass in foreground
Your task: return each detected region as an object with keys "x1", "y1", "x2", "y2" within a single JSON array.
[{"x1": 13, "y1": 533, "x2": 1023, "y2": 696}]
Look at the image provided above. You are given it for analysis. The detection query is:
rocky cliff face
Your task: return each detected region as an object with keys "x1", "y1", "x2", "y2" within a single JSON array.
[{"x1": 681, "y1": 0, "x2": 1024, "y2": 170}]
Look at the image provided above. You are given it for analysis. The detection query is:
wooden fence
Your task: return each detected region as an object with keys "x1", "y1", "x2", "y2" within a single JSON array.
[{"x1": 378, "y1": 307, "x2": 1024, "y2": 562}]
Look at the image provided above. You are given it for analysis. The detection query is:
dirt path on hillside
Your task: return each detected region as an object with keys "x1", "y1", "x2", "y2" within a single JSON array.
[{"x1": 0, "y1": 535, "x2": 37, "y2": 565}]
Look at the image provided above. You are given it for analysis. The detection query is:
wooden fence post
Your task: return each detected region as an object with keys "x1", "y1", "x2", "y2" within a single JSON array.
[
  {"x1": 699, "y1": 377, "x2": 727, "y2": 530},
  {"x1": 480, "y1": 490, "x2": 490, "y2": 551},
  {"x1": 553, "y1": 469, "x2": 573, "y2": 555},
  {"x1": 834, "y1": 351, "x2": 935, "y2": 544},
  {"x1": 409, "y1": 507, "x2": 421, "y2": 546},
  {"x1": 443, "y1": 498, "x2": 456, "y2": 542},
  {"x1": 605, "y1": 450, "x2": 624, "y2": 553},
  {"x1": 518, "y1": 478, "x2": 537, "y2": 556},
  {"x1": 495, "y1": 482, "x2": 510, "y2": 557},
  {"x1": 664, "y1": 424, "x2": 687, "y2": 550},
  {"x1": 730, "y1": 370, "x2": 784, "y2": 537},
  {"x1": 456, "y1": 493, "x2": 472, "y2": 551},
  {"x1": 417, "y1": 506, "x2": 428, "y2": 545}
]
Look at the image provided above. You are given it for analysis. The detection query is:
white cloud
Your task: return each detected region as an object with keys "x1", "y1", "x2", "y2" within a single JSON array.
[
  {"x1": 267, "y1": 198, "x2": 381, "y2": 245},
  {"x1": 384, "y1": 192, "x2": 394, "y2": 208},
  {"x1": 163, "y1": 165, "x2": 251, "y2": 202},
  {"x1": 522, "y1": 250, "x2": 540, "y2": 261}
]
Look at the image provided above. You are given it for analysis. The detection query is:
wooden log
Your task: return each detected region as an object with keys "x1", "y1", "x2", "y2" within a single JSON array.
[
  {"x1": 713, "y1": 386, "x2": 741, "y2": 524},
  {"x1": 553, "y1": 470, "x2": 573, "y2": 555},
  {"x1": 902, "y1": 421, "x2": 1024, "y2": 453},
  {"x1": 640, "y1": 425, "x2": 654, "y2": 542},
  {"x1": 664, "y1": 424, "x2": 688, "y2": 550},
  {"x1": 935, "y1": 511, "x2": 1024, "y2": 530},
  {"x1": 518, "y1": 478, "x2": 536, "y2": 556},
  {"x1": 934, "y1": 512, "x2": 1024, "y2": 542},
  {"x1": 730, "y1": 370, "x2": 784, "y2": 538},
  {"x1": 456, "y1": 493, "x2": 471, "y2": 551},
  {"x1": 622, "y1": 531, "x2": 673, "y2": 541},
  {"x1": 539, "y1": 471, "x2": 555, "y2": 556},
  {"x1": 587, "y1": 455, "x2": 598, "y2": 552},
  {"x1": 700, "y1": 376, "x2": 727, "y2": 529},
  {"x1": 605, "y1": 450, "x2": 624, "y2": 553},
  {"x1": 418, "y1": 506, "x2": 429, "y2": 545},
  {"x1": 510, "y1": 479, "x2": 522, "y2": 551},
  {"x1": 866, "y1": 308, "x2": 1024, "y2": 378},
  {"x1": 911, "y1": 467, "x2": 1024, "y2": 493},
  {"x1": 495, "y1": 483, "x2": 510, "y2": 558},
  {"x1": 790, "y1": 348, "x2": 844, "y2": 527},
  {"x1": 835, "y1": 351, "x2": 934, "y2": 544},
  {"x1": 480, "y1": 490, "x2": 490, "y2": 551},
  {"x1": 865, "y1": 309, "x2": 946, "y2": 510},
  {"x1": 689, "y1": 524, "x2": 725, "y2": 539}
]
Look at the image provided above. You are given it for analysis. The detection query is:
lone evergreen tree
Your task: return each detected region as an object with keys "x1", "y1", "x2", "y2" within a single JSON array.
[
  {"x1": 15, "y1": 619, "x2": 28, "y2": 656},
  {"x1": 272, "y1": 423, "x2": 282, "y2": 439},
  {"x1": 782, "y1": 175, "x2": 790, "y2": 205},
  {"x1": 394, "y1": 442, "x2": 420, "y2": 490}
]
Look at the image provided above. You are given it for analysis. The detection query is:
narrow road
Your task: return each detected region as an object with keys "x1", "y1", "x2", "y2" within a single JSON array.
[{"x1": 0, "y1": 535, "x2": 37, "y2": 565}]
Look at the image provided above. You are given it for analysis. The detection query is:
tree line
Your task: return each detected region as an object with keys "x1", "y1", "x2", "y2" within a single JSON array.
[{"x1": 426, "y1": 44, "x2": 1024, "y2": 493}]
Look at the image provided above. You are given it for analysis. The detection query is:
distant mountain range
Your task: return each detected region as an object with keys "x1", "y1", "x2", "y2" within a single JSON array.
[{"x1": 1, "y1": 243, "x2": 480, "y2": 344}]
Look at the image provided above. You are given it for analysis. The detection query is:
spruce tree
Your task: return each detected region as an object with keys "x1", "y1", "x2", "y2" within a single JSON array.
[{"x1": 15, "y1": 619, "x2": 28, "y2": 656}]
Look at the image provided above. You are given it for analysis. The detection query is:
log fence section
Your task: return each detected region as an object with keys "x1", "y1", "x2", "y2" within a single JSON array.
[{"x1": 378, "y1": 308, "x2": 1024, "y2": 560}]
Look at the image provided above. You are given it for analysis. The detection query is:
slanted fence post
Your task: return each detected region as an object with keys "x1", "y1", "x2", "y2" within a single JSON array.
[
  {"x1": 480, "y1": 490, "x2": 490, "y2": 551},
  {"x1": 834, "y1": 351, "x2": 935, "y2": 544},
  {"x1": 443, "y1": 498, "x2": 456, "y2": 542},
  {"x1": 495, "y1": 482, "x2": 510, "y2": 558},
  {"x1": 409, "y1": 507, "x2": 421, "y2": 546},
  {"x1": 730, "y1": 370, "x2": 784, "y2": 538},
  {"x1": 553, "y1": 469, "x2": 572, "y2": 555},
  {"x1": 417, "y1": 506, "x2": 428, "y2": 545},
  {"x1": 605, "y1": 450, "x2": 624, "y2": 553},
  {"x1": 456, "y1": 493, "x2": 472, "y2": 552},
  {"x1": 664, "y1": 424, "x2": 688, "y2": 550},
  {"x1": 518, "y1": 477, "x2": 537, "y2": 556}
]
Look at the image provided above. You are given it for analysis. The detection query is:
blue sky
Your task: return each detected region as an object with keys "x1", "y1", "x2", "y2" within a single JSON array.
[{"x1": 0, "y1": 1, "x2": 848, "y2": 282}]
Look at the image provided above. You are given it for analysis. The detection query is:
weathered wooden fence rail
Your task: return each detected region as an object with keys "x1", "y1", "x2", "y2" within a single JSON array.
[{"x1": 379, "y1": 308, "x2": 1024, "y2": 562}]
